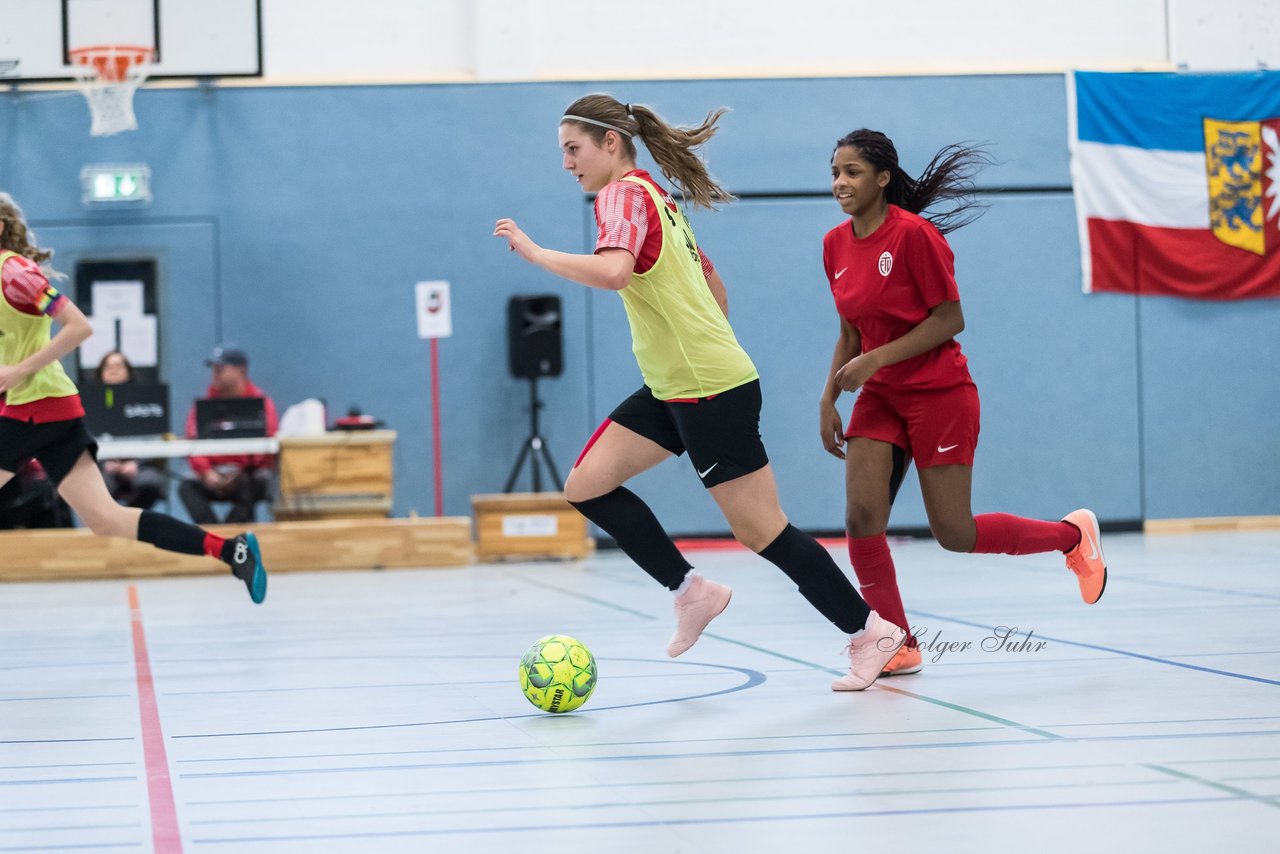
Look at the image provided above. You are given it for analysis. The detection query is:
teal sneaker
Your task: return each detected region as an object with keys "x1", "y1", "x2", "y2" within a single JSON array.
[{"x1": 228, "y1": 532, "x2": 268, "y2": 604}]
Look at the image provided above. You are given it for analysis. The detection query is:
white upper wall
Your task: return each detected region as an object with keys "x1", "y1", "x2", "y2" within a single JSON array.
[{"x1": 258, "y1": 0, "x2": 1275, "y2": 83}]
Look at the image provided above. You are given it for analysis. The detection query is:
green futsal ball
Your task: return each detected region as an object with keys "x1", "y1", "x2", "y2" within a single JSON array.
[{"x1": 519, "y1": 635, "x2": 598, "y2": 713}]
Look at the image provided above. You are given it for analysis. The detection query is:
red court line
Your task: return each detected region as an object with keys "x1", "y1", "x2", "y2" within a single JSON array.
[{"x1": 128, "y1": 585, "x2": 184, "y2": 853}]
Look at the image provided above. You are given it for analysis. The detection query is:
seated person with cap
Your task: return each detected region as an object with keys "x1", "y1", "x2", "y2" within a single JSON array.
[{"x1": 178, "y1": 345, "x2": 278, "y2": 525}]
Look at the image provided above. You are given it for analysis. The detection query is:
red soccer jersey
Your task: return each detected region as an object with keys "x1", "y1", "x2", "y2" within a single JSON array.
[
  {"x1": 822, "y1": 205, "x2": 971, "y2": 391},
  {"x1": 594, "y1": 169, "x2": 716, "y2": 278},
  {"x1": 0, "y1": 255, "x2": 83, "y2": 422}
]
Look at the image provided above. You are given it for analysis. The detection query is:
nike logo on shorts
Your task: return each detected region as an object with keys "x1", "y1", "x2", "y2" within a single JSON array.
[
  {"x1": 697, "y1": 462, "x2": 719, "y2": 479},
  {"x1": 834, "y1": 268, "x2": 848, "y2": 279},
  {"x1": 937, "y1": 444, "x2": 959, "y2": 453}
]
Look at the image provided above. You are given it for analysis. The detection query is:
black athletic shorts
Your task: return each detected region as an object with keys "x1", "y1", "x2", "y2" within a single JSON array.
[
  {"x1": 608, "y1": 379, "x2": 769, "y2": 489},
  {"x1": 0, "y1": 416, "x2": 99, "y2": 485}
]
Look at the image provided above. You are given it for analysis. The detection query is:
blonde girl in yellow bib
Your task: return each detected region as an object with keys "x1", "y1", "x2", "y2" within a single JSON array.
[{"x1": 493, "y1": 95, "x2": 903, "y2": 691}]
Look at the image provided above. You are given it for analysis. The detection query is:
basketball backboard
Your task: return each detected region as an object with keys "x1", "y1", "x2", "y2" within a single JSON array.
[{"x1": 0, "y1": 0, "x2": 262, "y2": 83}]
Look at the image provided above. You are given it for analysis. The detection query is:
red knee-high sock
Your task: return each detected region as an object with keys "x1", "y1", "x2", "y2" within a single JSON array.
[
  {"x1": 972, "y1": 513, "x2": 1080, "y2": 555},
  {"x1": 847, "y1": 533, "x2": 915, "y2": 648}
]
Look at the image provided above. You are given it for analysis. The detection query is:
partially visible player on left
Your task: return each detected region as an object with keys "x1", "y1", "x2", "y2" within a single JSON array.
[{"x1": 0, "y1": 192, "x2": 267, "y2": 603}]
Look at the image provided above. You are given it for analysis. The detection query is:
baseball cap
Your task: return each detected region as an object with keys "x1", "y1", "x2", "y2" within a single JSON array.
[{"x1": 205, "y1": 344, "x2": 249, "y2": 367}]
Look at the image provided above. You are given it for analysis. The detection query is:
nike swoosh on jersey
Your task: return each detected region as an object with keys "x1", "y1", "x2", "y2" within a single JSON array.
[
  {"x1": 937, "y1": 444, "x2": 959, "y2": 453},
  {"x1": 834, "y1": 268, "x2": 848, "y2": 279}
]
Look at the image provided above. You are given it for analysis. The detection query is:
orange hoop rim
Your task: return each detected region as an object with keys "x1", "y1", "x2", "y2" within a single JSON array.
[{"x1": 69, "y1": 45, "x2": 154, "y2": 82}]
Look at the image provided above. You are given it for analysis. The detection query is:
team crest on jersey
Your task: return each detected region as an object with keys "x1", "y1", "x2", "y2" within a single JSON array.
[
  {"x1": 878, "y1": 251, "x2": 893, "y2": 276},
  {"x1": 1203, "y1": 116, "x2": 1280, "y2": 256}
]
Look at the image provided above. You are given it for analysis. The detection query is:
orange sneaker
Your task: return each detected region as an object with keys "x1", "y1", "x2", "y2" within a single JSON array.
[
  {"x1": 880, "y1": 644, "x2": 922, "y2": 676},
  {"x1": 1062, "y1": 508, "x2": 1107, "y2": 604}
]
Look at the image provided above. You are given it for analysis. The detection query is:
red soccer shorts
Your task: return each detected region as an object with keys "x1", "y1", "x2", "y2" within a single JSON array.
[{"x1": 845, "y1": 382, "x2": 980, "y2": 469}]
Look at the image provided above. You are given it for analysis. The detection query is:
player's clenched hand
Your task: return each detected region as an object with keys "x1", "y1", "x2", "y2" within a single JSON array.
[
  {"x1": 833, "y1": 353, "x2": 879, "y2": 393},
  {"x1": 493, "y1": 218, "x2": 542, "y2": 264},
  {"x1": 819, "y1": 400, "x2": 847, "y2": 460}
]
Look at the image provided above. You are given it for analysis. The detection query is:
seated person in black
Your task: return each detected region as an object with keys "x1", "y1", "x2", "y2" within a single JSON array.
[{"x1": 95, "y1": 350, "x2": 166, "y2": 510}]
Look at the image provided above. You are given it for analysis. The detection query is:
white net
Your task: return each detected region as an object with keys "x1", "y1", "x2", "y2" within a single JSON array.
[{"x1": 71, "y1": 47, "x2": 153, "y2": 137}]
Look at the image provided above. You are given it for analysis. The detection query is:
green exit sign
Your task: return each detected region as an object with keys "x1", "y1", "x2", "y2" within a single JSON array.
[{"x1": 80, "y1": 164, "x2": 152, "y2": 204}]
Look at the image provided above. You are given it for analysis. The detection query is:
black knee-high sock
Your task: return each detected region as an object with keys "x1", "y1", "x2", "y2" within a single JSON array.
[
  {"x1": 137, "y1": 510, "x2": 208, "y2": 557},
  {"x1": 570, "y1": 487, "x2": 691, "y2": 590},
  {"x1": 759, "y1": 524, "x2": 870, "y2": 634}
]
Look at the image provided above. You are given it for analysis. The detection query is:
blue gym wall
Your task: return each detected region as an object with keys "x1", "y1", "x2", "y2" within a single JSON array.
[{"x1": 3, "y1": 74, "x2": 1277, "y2": 531}]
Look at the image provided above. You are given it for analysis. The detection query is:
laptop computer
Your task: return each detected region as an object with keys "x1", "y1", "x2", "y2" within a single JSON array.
[
  {"x1": 195, "y1": 397, "x2": 268, "y2": 439},
  {"x1": 81, "y1": 383, "x2": 170, "y2": 438}
]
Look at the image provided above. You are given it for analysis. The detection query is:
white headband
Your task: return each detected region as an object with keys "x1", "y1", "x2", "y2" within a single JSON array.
[{"x1": 561, "y1": 114, "x2": 633, "y2": 138}]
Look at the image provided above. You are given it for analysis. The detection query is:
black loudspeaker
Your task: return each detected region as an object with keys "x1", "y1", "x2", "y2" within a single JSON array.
[{"x1": 507, "y1": 295, "x2": 563, "y2": 378}]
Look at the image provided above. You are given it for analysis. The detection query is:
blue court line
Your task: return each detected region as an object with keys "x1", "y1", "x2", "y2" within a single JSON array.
[
  {"x1": 0, "y1": 824, "x2": 140, "y2": 834},
  {"x1": 175, "y1": 723, "x2": 1010, "y2": 764},
  {"x1": 187, "y1": 795, "x2": 1243, "y2": 843},
  {"x1": 171, "y1": 659, "x2": 766, "y2": 739},
  {"x1": 0, "y1": 805, "x2": 137, "y2": 814},
  {"x1": 162, "y1": 668, "x2": 720, "y2": 698},
  {"x1": 1143, "y1": 763, "x2": 1280, "y2": 810},
  {"x1": 182, "y1": 761, "x2": 1129, "y2": 805},
  {"x1": 910, "y1": 609, "x2": 1280, "y2": 686},
  {"x1": 176, "y1": 728, "x2": 1280, "y2": 780},
  {"x1": 0, "y1": 695, "x2": 131, "y2": 703},
  {"x1": 0, "y1": 737, "x2": 133, "y2": 745},
  {"x1": 186, "y1": 777, "x2": 1185, "y2": 826},
  {"x1": 174, "y1": 714, "x2": 1280, "y2": 768},
  {"x1": 0, "y1": 661, "x2": 132, "y2": 673},
  {"x1": 0, "y1": 776, "x2": 138, "y2": 787},
  {"x1": 0, "y1": 845, "x2": 140, "y2": 852},
  {"x1": 1117, "y1": 574, "x2": 1280, "y2": 603},
  {"x1": 0, "y1": 762, "x2": 135, "y2": 771}
]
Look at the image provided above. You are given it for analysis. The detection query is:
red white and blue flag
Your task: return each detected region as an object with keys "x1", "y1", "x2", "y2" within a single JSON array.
[{"x1": 1069, "y1": 71, "x2": 1280, "y2": 300}]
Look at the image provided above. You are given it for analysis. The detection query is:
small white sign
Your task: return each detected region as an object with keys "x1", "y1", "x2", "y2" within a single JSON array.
[
  {"x1": 415, "y1": 280, "x2": 453, "y2": 339},
  {"x1": 502, "y1": 514, "x2": 558, "y2": 538}
]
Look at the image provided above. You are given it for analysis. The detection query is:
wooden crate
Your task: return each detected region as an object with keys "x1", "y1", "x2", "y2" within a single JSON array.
[
  {"x1": 471, "y1": 492, "x2": 593, "y2": 560},
  {"x1": 276, "y1": 430, "x2": 395, "y2": 520},
  {"x1": 0, "y1": 517, "x2": 473, "y2": 582}
]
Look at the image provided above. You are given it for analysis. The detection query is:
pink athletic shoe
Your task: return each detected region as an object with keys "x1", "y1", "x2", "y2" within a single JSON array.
[
  {"x1": 831, "y1": 610, "x2": 907, "y2": 691},
  {"x1": 666, "y1": 574, "x2": 732, "y2": 657}
]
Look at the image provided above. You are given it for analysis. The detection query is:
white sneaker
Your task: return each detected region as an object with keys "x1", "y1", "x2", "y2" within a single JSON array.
[
  {"x1": 666, "y1": 574, "x2": 732, "y2": 657},
  {"x1": 831, "y1": 610, "x2": 906, "y2": 691}
]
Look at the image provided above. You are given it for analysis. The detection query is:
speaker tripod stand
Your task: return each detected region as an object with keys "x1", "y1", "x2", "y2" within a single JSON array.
[{"x1": 504, "y1": 375, "x2": 562, "y2": 493}]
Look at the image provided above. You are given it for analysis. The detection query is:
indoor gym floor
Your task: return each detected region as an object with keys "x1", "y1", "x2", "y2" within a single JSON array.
[{"x1": 2, "y1": 529, "x2": 1277, "y2": 853}]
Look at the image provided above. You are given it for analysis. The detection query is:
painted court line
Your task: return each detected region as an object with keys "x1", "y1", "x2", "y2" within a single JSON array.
[{"x1": 127, "y1": 585, "x2": 183, "y2": 854}]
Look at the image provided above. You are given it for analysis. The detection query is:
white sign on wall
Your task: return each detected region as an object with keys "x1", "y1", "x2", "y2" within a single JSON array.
[
  {"x1": 415, "y1": 280, "x2": 453, "y2": 339},
  {"x1": 80, "y1": 280, "x2": 158, "y2": 367}
]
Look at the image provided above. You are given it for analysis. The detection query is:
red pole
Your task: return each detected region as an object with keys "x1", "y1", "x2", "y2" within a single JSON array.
[{"x1": 430, "y1": 337, "x2": 444, "y2": 517}]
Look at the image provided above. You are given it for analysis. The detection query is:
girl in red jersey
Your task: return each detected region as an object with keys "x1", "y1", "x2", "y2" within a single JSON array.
[
  {"x1": 495, "y1": 95, "x2": 903, "y2": 691},
  {"x1": 818, "y1": 130, "x2": 1107, "y2": 677},
  {"x1": 0, "y1": 193, "x2": 268, "y2": 602}
]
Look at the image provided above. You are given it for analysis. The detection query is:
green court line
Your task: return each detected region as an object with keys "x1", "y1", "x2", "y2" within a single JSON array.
[
  {"x1": 503, "y1": 572, "x2": 658, "y2": 621},
  {"x1": 705, "y1": 631, "x2": 1064, "y2": 740},
  {"x1": 1143, "y1": 763, "x2": 1280, "y2": 810}
]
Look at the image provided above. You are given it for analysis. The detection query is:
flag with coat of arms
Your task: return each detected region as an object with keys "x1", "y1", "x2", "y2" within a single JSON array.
[{"x1": 1069, "y1": 70, "x2": 1280, "y2": 300}]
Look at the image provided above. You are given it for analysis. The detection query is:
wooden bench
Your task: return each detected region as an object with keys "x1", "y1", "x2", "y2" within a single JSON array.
[{"x1": 0, "y1": 516, "x2": 473, "y2": 582}]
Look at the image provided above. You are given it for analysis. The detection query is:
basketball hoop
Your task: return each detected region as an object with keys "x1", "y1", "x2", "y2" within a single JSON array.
[{"x1": 69, "y1": 45, "x2": 154, "y2": 137}]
